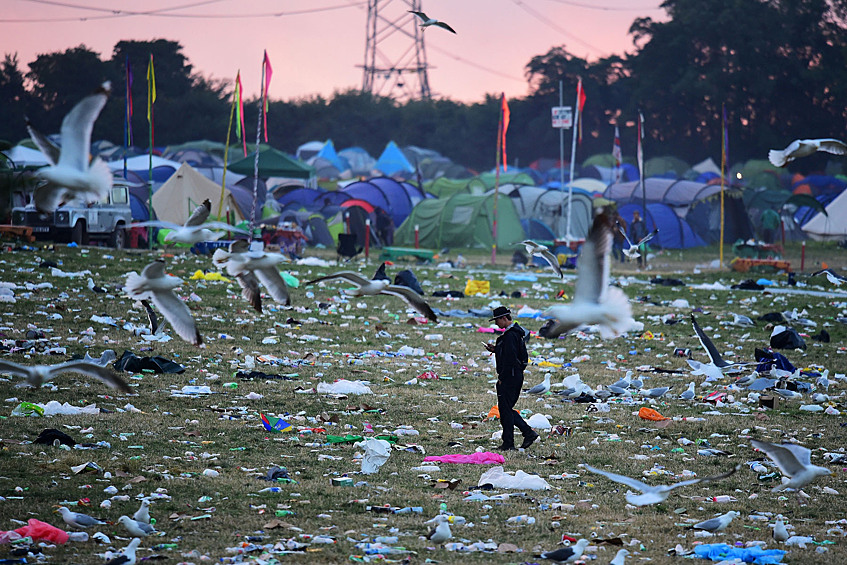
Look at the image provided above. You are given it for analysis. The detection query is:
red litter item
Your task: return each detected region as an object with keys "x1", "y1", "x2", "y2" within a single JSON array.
[{"x1": 15, "y1": 519, "x2": 70, "y2": 544}]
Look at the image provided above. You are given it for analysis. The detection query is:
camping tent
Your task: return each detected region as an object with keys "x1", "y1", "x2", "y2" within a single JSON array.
[
  {"x1": 339, "y1": 147, "x2": 377, "y2": 177},
  {"x1": 374, "y1": 141, "x2": 414, "y2": 176},
  {"x1": 340, "y1": 177, "x2": 428, "y2": 227},
  {"x1": 395, "y1": 192, "x2": 525, "y2": 249},
  {"x1": 229, "y1": 147, "x2": 314, "y2": 180},
  {"x1": 801, "y1": 189, "x2": 847, "y2": 240},
  {"x1": 152, "y1": 163, "x2": 246, "y2": 225},
  {"x1": 495, "y1": 184, "x2": 593, "y2": 240},
  {"x1": 617, "y1": 202, "x2": 705, "y2": 248}
]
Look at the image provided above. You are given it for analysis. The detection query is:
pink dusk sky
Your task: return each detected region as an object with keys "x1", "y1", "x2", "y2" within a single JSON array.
[{"x1": 2, "y1": 0, "x2": 665, "y2": 102}]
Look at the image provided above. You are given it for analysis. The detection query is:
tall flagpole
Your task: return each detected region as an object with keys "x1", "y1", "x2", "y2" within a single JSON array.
[
  {"x1": 566, "y1": 80, "x2": 581, "y2": 241},
  {"x1": 218, "y1": 73, "x2": 238, "y2": 221},
  {"x1": 146, "y1": 54, "x2": 155, "y2": 250},
  {"x1": 558, "y1": 80, "x2": 566, "y2": 238},
  {"x1": 492, "y1": 96, "x2": 504, "y2": 265},
  {"x1": 250, "y1": 60, "x2": 265, "y2": 244},
  {"x1": 720, "y1": 103, "x2": 727, "y2": 267}
]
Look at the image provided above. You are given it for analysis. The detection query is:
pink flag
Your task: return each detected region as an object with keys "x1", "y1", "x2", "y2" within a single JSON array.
[{"x1": 262, "y1": 50, "x2": 273, "y2": 142}]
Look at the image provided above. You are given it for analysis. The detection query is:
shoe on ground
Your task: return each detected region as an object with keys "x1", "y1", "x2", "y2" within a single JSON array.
[
  {"x1": 520, "y1": 431, "x2": 539, "y2": 449},
  {"x1": 495, "y1": 444, "x2": 516, "y2": 451}
]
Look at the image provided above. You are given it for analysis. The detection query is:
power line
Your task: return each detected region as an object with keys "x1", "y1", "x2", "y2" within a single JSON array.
[
  {"x1": 511, "y1": 0, "x2": 607, "y2": 55},
  {"x1": 542, "y1": 0, "x2": 663, "y2": 11}
]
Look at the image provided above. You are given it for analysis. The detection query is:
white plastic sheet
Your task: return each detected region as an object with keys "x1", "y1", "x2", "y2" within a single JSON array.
[
  {"x1": 478, "y1": 466, "x2": 551, "y2": 490},
  {"x1": 361, "y1": 438, "x2": 391, "y2": 474},
  {"x1": 316, "y1": 379, "x2": 373, "y2": 395}
]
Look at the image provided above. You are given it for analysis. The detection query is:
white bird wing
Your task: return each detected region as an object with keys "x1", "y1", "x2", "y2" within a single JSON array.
[
  {"x1": 58, "y1": 82, "x2": 110, "y2": 172},
  {"x1": 46, "y1": 359, "x2": 130, "y2": 392},
  {"x1": 583, "y1": 464, "x2": 651, "y2": 492},
  {"x1": 664, "y1": 464, "x2": 740, "y2": 491},
  {"x1": 185, "y1": 201, "x2": 211, "y2": 227},
  {"x1": 255, "y1": 267, "x2": 291, "y2": 306},
  {"x1": 305, "y1": 271, "x2": 370, "y2": 288},
  {"x1": 617, "y1": 223, "x2": 633, "y2": 246},
  {"x1": 380, "y1": 285, "x2": 438, "y2": 322},
  {"x1": 538, "y1": 248, "x2": 564, "y2": 278},
  {"x1": 0, "y1": 360, "x2": 32, "y2": 382},
  {"x1": 691, "y1": 314, "x2": 729, "y2": 367},
  {"x1": 637, "y1": 228, "x2": 659, "y2": 246},
  {"x1": 26, "y1": 120, "x2": 61, "y2": 165},
  {"x1": 131, "y1": 220, "x2": 182, "y2": 230},
  {"x1": 149, "y1": 289, "x2": 202, "y2": 346},
  {"x1": 195, "y1": 222, "x2": 251, "y2": 235},
  {"x1": 573, "y1": 211, "x2": 614, "y2": 304},
  {"x1": 815, "y1": 138, "x2": 847, "y2": 156},
  {"x1": 751, "y1": 440, "x2": 808, "y2": 476}
]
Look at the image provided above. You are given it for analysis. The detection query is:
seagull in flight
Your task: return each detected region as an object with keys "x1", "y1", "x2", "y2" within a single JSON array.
[
  {"x1": 539, "y1": 210, "x2": 634, "y2": 339},
  {"x1": 409, "y1": 10, "x2": 456, "y2": 33},
  {"x1": 768, "y1": 138, "x2": 847, "y2": 167},
  {"x1": 811, "y1": 267, "x2": 846, "y2": 287},
  {"x1": 132, "y1": 199, "x2": 249, "y2": 245},
  {"x1": 691, "y1": 314, "x2": 749, "y2": 373},
  {"x1": 0, "y1": 358, "x2": 130, "y2": 392},
  {"x1": 26, "y1": 82, "x2": 113, "y2": 213},
  {"x1": 618, "y1": 223, "x2": 658, "y2": 260},
  {"x1": 519, "y1": 240, "x2": 563, "y2": 278},
  {"x1": 305, "y1": 264, "x2": 437, "y2": 323},
  {"x1": 213, "y1": 239, "x2": 291, "y2": 311},
  {"x1": 583, "y1": 463, "x2": 739, "y2": 506},
  {"x1": 751, "y1": 439, "x2": 832, "y2": 492},
  {"x1": 124, "y1": 259, "x2": 203, "y2": 346}
]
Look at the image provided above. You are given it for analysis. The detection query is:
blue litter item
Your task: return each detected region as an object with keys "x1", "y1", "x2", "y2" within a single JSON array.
[
  {"x1": 756, "y1": 278, "x2": 775, "y2": 286},
  {"x1": 504, "y1": 273, "x2": 538, "y2": 282},
  {"x1": 694, "y1": 543, "x2": 786, "y2": 564}
]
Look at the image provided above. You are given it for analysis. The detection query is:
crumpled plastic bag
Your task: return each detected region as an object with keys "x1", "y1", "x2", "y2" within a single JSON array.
[
  {"x1": 693, "y1": 543, "x2": 786, "y2": 564},
  {"x1": 423, "y1": 452, "x2": 505, "y2": 464},
  {"x1": 190, "y1": 270, "x2": 231, "y2": 282},
  {"x1": 40, "y1": 401, "x2": 99, "y2": 416},
  {"x1": 526, "y1": 413, "x2": 552, "y2": 429},
  {"x1": 769, "y1": 325, "x2": 806, "y2": 350},
  {"x1": 478, "y1": 466, "x2": 551, "y2": 490},
  {"x1": 317, "y1": 379, "x2": 373, "y2": 395},
  {"x1": 13, "y1": 519, "x2": 70, "y2": 544},
  {"x1": 464, "y1": 279, "x2": 490, "y2": 296},
  {"x1": 361, "y1": 438, "x2": 392, "y2": 474},
  {"x1": 638, "y1": 407, "x2": 669, "y2": 421}
]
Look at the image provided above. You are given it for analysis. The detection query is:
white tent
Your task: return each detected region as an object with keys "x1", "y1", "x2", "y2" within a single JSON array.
[
  {"x1": 152, "y1": 163, "x2": 245, "y2": 225},
  {"x1": 1, "y1": 145, "x2": 51, "y2": 167},
  {"x1": 801, "y1": 190, "x2": 847, "y2": 241}
]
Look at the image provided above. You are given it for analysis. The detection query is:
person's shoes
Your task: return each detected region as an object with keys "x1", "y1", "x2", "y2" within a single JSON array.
[
  {"x1": 495, "y1": 444, "x2": 516, "y2": 451},
  {"x1": 520, "y1": 431, "x2": 539, "y2": 449}
]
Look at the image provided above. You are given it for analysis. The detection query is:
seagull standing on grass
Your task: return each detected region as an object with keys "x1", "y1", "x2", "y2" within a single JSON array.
[
  {"x1": 124, "y1": 259, "x2": 203, "y2": 346},
  {"x1": 132, "y1": 199, "x2": 250, "y2": 245},
  {"x1": 525, "y1": 373, "x2": 551, "y2": 396},
  {"x1": 751, "y1": 439, "x2": 832, "y2": 491},
  {"x1": 0, "y1": 359, "x2": 129, "y2": 392},
  {"x1": 679, "y1": 381, "x2": 696, "y2": 400},
  {"x1": 688, "y1": 510, "x2": 740, "y2": 532},
  {"x1": 611, "y1": 548, "x2": 630, "y2": 565},
  {"x1": 539, "y1": 539, "x2": 590, "y2": 562},
  {"x1": 768, "y1": 138, "x2": 847, "y2": 167},
  {"x1": 57, "y1": 506, "x2": 106, "y2": 529},
  {"x1": 118, "y1": 515, "x2": 157, "y2": 537},
  {"x1": 26, "y1": 82, "x2": 113, "y2": 213},
  {"x1": 539, "y1": 210, "x2": 634, "y2": 339},
  {"x1": 105, "y1": 538, "x2": 141, "y2": 565},
  {"x1": 583, "y1": 463, "x2": 740, "y2": 506},
  {"x1": 773, "y1": 515, "x2": 789, "y2": 542},
  {"x1": 519, "y1": 240, "x2": 563, "y2": 278},
  {"x1": 426, "y1": 515, "x2": 452, "y2": 543},
  {"x1": 409, "y1": 10, "x2": 456, "y2": 33},
  {"x1": 305, "y1": 264, "x2": 438, "y2": 323},
  {"x1": 213, "y1": 239, "x2": 291, "y2": 311},
  {"x1": 618, "y1": 223, "x2": 658, "y2": 260},
  {"x1": 133, "y1": 499, "x2": 151, "y2": 524}
]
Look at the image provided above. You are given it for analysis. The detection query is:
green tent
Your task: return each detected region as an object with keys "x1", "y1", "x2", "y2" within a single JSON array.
[
  {"x1": 228, "y1": 147, "x2": 314, "y2": 179},
  {"x1": 394, "y1": 193, "x2": 525, "y2": 249}
]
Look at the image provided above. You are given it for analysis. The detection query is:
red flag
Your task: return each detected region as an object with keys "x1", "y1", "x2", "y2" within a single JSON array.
[
  {"x1": 576, "y1": 78, "x2": 586, "y2": 143},
  {"x1": 262, "y1": 50, "x2": 273, "y2": 142},
  {"x1": 235, "y1": 71, "x2": 247, "y2": 157},
  {"x1": 500, "y1": 93, "x2": 510, "y2": 172}
]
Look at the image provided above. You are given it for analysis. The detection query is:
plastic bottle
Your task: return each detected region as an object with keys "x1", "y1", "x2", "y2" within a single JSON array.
[
  {"x1": 506, "y1": 514, "x2": 536, "y2": 525},
  {"x1": 711, "y1": 495, "x2": 735, "y2": 503},
  {"x1": 425, "y1": 334, "x2": 443, "y2": 341},
  {"x1": 259, "y1": 487, "x2": 282, "y2": 493},
  {"x1": 439, "y1": 502, "x2": 448, "y2": 514},
  {"x1": 67, "y1": 532, "x2": 89, "y2": 542},
  {"x1": 152, "y1": 543, "x2": 179, "y2": 550}
]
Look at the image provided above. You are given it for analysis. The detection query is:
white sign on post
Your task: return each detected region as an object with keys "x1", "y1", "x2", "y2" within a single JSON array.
[{"x1": 551, "y1": 106, "x2": 573, "y2": 129}]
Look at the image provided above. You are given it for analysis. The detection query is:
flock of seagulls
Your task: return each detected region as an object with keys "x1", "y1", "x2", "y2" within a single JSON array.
[{"x1": 132, "y1": 199, "x2": 250, "y2": 245}]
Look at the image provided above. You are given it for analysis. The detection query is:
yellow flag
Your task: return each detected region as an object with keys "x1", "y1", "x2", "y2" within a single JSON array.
[{"x1": 146, "y1": 55, "x2": 156, "y2": 123}]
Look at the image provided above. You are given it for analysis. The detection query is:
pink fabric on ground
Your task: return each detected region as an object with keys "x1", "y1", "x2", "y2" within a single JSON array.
[{"x1": 423, "y1": 451, "x2": 505, "y2": 464}]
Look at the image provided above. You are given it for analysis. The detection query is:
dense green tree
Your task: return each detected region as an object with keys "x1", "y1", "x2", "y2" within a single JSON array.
[{"x1": 0, "y1": 55, "x2": 31, "y2": 144}]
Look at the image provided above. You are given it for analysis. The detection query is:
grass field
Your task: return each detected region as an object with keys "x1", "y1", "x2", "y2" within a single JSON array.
[{"x1": 0, "y1": 238, "x2": 845, "y2": 564}]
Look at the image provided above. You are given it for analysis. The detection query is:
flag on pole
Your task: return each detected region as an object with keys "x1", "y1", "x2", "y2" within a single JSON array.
[
  {"x1": 261, "y1": 50, "x2": 273, "y2": 142},
  {"x1": 235, "y1": 71, "x2": 247, "y2": 157},
  {"x1": 722, "y1": 104, "x2": 729, "y2": 170},
  {"x1": 576, "y1": 78, "x2": 586, "y2": 144},
  {"x1": 500, "y1": 93, "x2": 510, "y2": 171},
  {"x1": 636, "y1": 111, "x2": 644, "y2": 180},
  {"x1": 612, "y1": 125, "x2": 622, "y2": 182},
  {"x1": 146, "y1": 54, "x2": 156, "y2": 145},
  {"x1": 125, "y1": 56, "x2": 133, "y2": 146}
]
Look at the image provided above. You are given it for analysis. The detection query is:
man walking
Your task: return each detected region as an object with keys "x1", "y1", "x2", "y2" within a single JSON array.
[{"x1": 484, "y1": 306, "x2": 539, "y2": 451}]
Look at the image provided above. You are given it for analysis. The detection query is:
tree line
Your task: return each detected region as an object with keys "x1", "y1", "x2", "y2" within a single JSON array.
[{"x1": 2, "y1": 0, "x2": 847, "y2": 174}]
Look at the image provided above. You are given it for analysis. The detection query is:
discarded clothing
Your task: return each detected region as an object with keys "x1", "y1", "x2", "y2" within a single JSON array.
[
  {"x1": 770, "y1": 326, "x2": 806, "y2": 350},
  {"x1": 693, "y1": 543, "x2": 785, "y2": 564},
  {"x1": 394, "y1": 269, "x2": 424, "y2": 295},
  {"x1": 114, "y1": 350, "x2": 185, "y2": 374},
  {"x1": 423, "y1": 452, "x2": 505, "y2": 464},
  {"x1": 731, "y1": 279, "x2": 765, "y2": 291},
  {"x1": 34, "y1": 428, "x2": 76, "y2": 447}
]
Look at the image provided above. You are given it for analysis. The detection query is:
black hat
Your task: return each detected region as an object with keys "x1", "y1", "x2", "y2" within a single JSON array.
[{"x1": 489, "y1": 306, "x2": 512, "y2": 321}]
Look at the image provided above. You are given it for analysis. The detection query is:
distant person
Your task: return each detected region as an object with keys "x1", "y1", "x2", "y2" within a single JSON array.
[
  {"x1": 630, "y1": 211, "x2": 647, "y2": 266},
  {"x1": 375, "y1": 208, "x2": 394, "y2": 247},
  {"x1": 613, "y1": 211, "x2": 627, "y2": 263},
  {"x1": 760, "y1": 208, "x2": 780, "y2": 244}
]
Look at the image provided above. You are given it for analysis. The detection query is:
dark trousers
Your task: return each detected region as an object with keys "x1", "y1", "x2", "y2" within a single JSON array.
[{"x1": 497, "y1": 371, "x2": 533, "y2": 447}]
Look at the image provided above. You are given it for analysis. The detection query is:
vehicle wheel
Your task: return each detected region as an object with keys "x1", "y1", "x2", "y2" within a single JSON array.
[
  {"x1": 71, "y1": 221, "x2": 87, "y2": 245},
  {"x1": 109, "y1": 224, "x2": 125, "y2": 249}
]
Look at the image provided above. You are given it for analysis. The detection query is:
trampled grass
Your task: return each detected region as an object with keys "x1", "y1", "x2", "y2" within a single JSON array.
[{"x1": 0, "y1": 239, "x2": 845, "y2": 564}]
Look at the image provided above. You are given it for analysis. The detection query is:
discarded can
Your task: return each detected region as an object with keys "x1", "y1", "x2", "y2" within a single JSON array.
[
  {"x1": 673, "y1": 348, "x2": 692, "y2": 358},
  {"x1": 152, "y1": 543, "x2": 178, "y2": 550}
]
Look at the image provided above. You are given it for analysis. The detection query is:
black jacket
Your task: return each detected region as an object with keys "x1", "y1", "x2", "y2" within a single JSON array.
[{"x1": 494, "y1": 322, "x2": 528, "y2": 379}]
